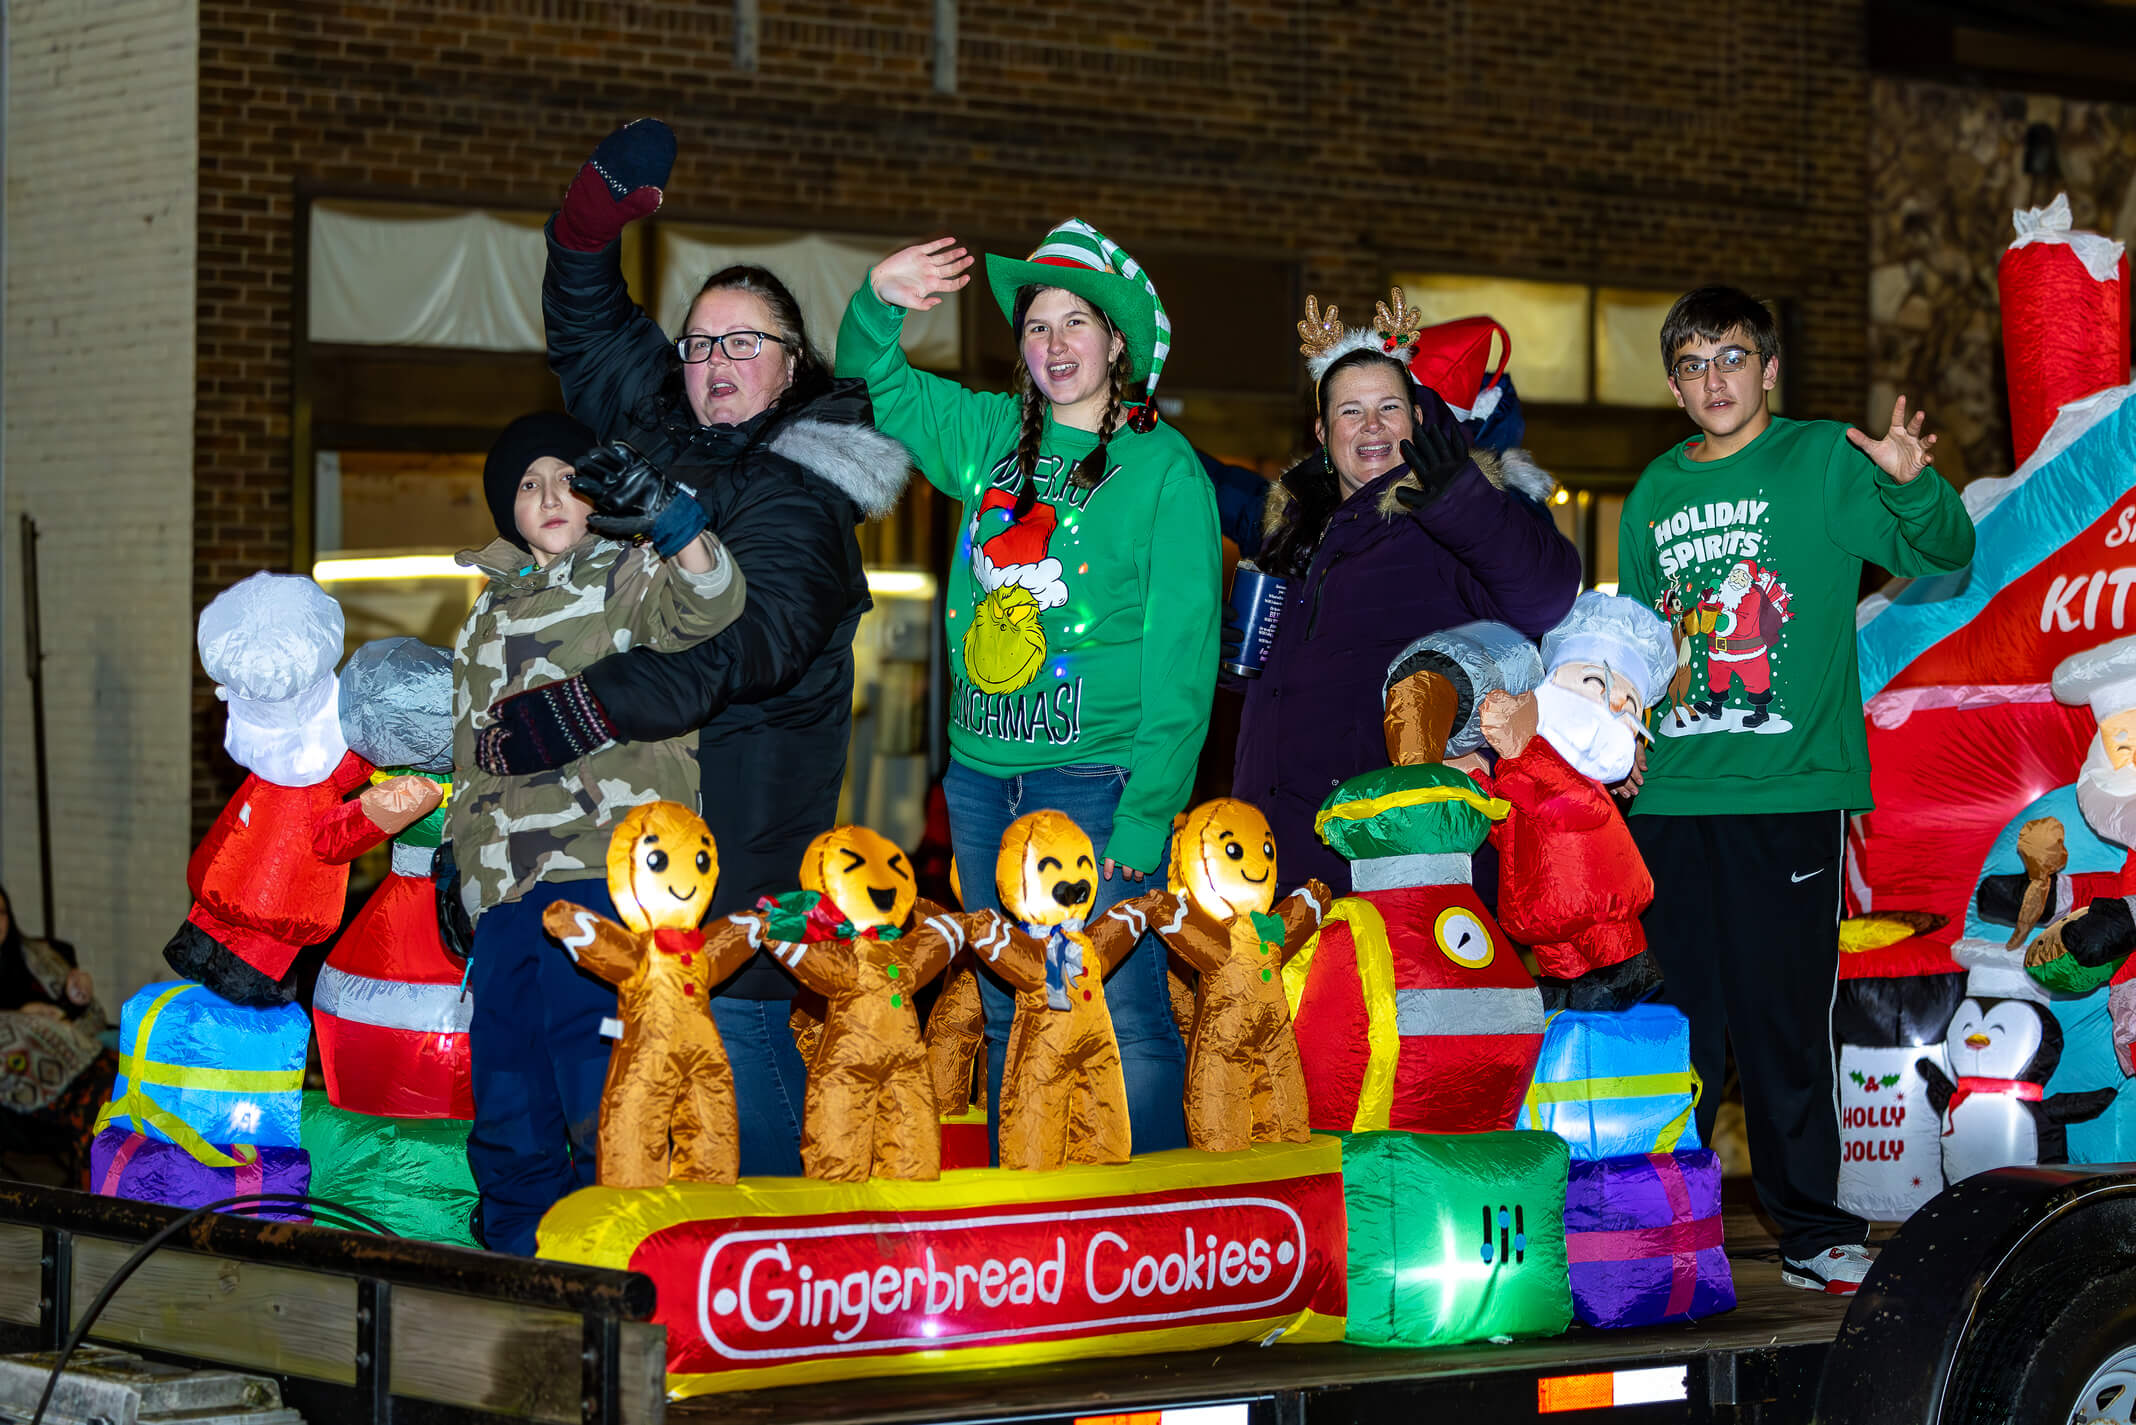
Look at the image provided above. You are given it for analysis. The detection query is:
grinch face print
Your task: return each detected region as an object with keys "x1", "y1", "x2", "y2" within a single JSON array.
[
  {"x1": 1649, "y1": 494, "x2": 1796, "y2": 738},
  {"x1": 950, "y1": 449, "x2": 1118, "y2": 745}
]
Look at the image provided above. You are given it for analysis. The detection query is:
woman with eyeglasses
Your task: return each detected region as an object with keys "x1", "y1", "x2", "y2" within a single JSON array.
[{"x1": 479, "y1": 118, "x2": 910, "y2": 1179}]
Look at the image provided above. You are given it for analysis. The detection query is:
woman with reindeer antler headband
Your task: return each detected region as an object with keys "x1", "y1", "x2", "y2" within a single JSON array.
[
  {"x1": 835, "y1": 223, "x2": 1220, "y2": 1159},
  {"x1": 1234, "y1": 288, "x2": 1581, "y2": 897}
]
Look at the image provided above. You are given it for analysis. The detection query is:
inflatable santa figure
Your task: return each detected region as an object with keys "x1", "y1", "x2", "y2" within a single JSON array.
[
  {"x1": 1474, "y1": 592, "x2": 1672, "y2": 1011},
  {"x1": 165, "y1": 575, "x2": 443, "y2": 1006},
  {"x1": 1691, "y1": 559, "x2": 1792, "y2": 728},
  {"x1": 1286, "y1": 623, "x2": 1547, "y2": 1133},
  {"x1": 314, "y1": 638, "x2": 472, "y2": 1119},
  {"x1": 2008, "y1": 635, "x2": 2136, "y2": 1071}
]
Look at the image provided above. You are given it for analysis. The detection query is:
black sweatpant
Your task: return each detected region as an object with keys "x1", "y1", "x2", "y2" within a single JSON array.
[{"x1": 1629, "y1": 809, "x2": 1867, "y2": 1260}]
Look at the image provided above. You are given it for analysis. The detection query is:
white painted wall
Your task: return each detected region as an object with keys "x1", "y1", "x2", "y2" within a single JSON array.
[{"x1": 3, "y1": 0, "x2": 197, "y2": 1002}]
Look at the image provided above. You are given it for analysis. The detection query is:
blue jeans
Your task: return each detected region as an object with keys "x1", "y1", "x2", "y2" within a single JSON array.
[
  {"x1": 941, "y1": 759, "x2": 1188, "y2": 1160},
  {"x1": 707, "y1": 995, "x2": 808, "y2": 1177},
  {"x1": 466, "y1": 879, "x2": 622, "y2": 1257}
]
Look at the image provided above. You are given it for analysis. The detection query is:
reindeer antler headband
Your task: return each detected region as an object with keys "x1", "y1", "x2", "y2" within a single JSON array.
[{"x1": 1298, "y1": 286, "x2": 1427, "y2": 385}]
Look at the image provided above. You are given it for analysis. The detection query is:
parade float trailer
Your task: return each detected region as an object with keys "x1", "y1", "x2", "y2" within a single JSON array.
[{"x1": 6, "y1": 1161, "x2": 2136, "y2": 1424}]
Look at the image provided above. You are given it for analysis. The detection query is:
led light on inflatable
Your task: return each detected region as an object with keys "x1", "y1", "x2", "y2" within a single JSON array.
[
  {"x1": 1340, "y1": 1129, "x2": 1571, "y2": 1347},
  {"x1": 1514, "y1": 1005, "x2": 1701, "y2": 1160},
  {"x1": 537, "y1": 1140, "x2": 1345, "y2": 1397},
  {"x1": 96, "y1": 981, "x2": 309, "y2": 1158}
]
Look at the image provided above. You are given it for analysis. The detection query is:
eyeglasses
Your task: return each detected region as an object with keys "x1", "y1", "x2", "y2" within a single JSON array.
[
  {"x1": 1670, "y1": 346, "x2": 1763, "y2": 382},
  {"x1": 676, "y1": 330, "x2": 785, "y2": 363}
]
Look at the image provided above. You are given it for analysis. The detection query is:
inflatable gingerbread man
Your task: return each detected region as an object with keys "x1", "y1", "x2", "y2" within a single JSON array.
[
  {"x1": 1097, "y1": 798, "x2": 1329, "y2": 1152},
  {"x1": 541, "y1": 802, "x2": 754, "y2": 1187},
  {"x1": 726, "y1": 825, "x2": 958, "y2": 1182}
]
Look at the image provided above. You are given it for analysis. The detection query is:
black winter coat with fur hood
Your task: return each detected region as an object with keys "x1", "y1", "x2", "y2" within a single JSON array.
[{"x1": 544, "y1": 222, "x2": 909, "y2": 997}]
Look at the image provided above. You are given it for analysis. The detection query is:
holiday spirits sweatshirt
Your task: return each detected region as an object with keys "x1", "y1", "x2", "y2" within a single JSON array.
[
  {"x1": 836, "y1": 283, "x2": 1221, "y2": 872},
  {"x1": 1617, "y1": 416, "x2": 1974, "y2": 817}
]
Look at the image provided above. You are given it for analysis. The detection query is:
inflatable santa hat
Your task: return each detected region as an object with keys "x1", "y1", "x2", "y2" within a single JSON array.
[{"x1": 1999, "y1": 193, "x2": 2129, "y2": 466}]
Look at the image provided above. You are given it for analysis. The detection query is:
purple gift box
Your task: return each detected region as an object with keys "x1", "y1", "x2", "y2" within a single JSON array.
[
  {"x1": 1565, "y1": 1149, "x2": 1735, "y2": 1328},
  {"x1": 90, "y1": 1126, "x2": 310, "y2": 1223}
]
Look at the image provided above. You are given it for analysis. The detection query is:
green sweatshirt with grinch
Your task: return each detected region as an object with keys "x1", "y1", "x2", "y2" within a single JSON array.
[
  {"x1": 1617, "y1": 415, "x2": 1974, "y2": 817},
  {"x1": 836, "y1": 283, "x2": 1220, "y2": 872}
]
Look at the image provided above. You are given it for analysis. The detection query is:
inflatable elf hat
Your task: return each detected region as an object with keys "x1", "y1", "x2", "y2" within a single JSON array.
[
  {"x1": 1315, "y1": 762, "x2": 1508, "y2": 864},
  {"x1": 987, "y1": 219, "x2": 1171, "y2": 405}
]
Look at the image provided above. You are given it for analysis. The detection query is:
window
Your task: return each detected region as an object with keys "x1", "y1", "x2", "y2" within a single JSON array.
[{"x1": 1394, "y1": 274, "x2": 1591, "y2": 403}]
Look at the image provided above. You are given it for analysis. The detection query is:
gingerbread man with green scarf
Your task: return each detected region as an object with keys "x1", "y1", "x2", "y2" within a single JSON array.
[{"x1": 719, "y1": 826, "x2": 962, "y2": 1182}]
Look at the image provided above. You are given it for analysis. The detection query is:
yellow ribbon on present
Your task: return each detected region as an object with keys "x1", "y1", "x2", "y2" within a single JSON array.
[
  {"x1": 92, "y1": 983, "x2": 291, "y2": 1168},
  {"x1": 1520, "y1": 1048, "x2": 1704, "y2": 1153},
  {"x1": 1281, "y1": 897, "x2": 1401, "y2": 1133}
]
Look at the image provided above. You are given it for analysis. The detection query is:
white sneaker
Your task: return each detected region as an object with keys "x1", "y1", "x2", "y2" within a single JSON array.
[{"x1": 1781, "y1": 1243, "x2": 1874, "y2": 1294}]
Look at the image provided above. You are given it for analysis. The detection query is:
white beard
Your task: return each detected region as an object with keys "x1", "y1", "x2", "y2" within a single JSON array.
[
  {"x1": 2076, "y1": 737, "x2": 2136, "y2": 850},
  {"x1": 1535, "y1": 680, "x2": 1637, "y2": 784},
  {"x1": 222, "y1": 671, "x2": 350, "y2": 787},
  {"x1": 1715, "y1": 578, "x2": 1750, "y2": 612}
]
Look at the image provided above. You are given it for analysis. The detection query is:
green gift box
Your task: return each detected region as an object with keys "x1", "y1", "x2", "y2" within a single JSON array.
[
  {"x1": 301, "y1": 1090, "x2": 479, "y2": 1246},
  {"x1": 1340, "y1": 1129, "x2": 1572, "y2": 1347}
]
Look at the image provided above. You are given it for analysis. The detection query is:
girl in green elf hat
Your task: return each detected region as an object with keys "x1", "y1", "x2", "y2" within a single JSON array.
[{"x1": 837, "y1": 221, "x2": 1221, "y2": 1159}]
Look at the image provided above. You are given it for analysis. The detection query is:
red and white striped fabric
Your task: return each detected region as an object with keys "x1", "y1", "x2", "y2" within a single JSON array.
[{"x1": 315, "y1": 865, "x2": 473, "y2": 1120}]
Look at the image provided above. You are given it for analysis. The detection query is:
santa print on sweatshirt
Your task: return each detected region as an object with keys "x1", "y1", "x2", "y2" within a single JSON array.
[
  {"x1": 1618, "y1": 415, "x2": 1975, "y2": 818},
  {"x1": 1650, "y1": 496, "x2": 1796, "y2": 737}
]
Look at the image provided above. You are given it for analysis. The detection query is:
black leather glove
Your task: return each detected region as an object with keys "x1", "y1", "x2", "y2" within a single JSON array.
[
  {"x1": 569, "y1": 442, "x2": 708, "y2": 556},
  {"x1": 433, "y1": 844, "x2": 475, "y2": 963},
  {"x1": 1392, "y1": 423, "x2": 1470, "y2": 513},
  {"x1": 2064, "y1": 897, "x2": 2136, "y2": 969}
]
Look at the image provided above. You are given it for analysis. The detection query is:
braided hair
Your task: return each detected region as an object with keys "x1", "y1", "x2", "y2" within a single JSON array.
[{"x1": 1008, "y1": 284, "x2": 1132, "y2": 521}]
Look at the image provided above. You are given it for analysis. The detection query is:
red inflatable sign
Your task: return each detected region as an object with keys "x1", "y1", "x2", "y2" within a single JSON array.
[{"x1": 538, "y1": 1140, "x2": 1347, "y2": 1396}]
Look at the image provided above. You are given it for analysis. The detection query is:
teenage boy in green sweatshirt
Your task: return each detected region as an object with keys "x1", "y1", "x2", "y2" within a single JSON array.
[{"x1": 1616, "y1": 286, "x2": 1975, "y2": 1294}]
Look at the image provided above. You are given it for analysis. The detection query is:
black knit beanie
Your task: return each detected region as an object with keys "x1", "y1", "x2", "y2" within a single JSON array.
[{"x1": 483, "y1": 411, "x2": 597, "y2": 550}]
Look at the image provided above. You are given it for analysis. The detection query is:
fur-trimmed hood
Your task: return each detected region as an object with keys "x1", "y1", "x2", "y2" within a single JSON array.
[
  {"x1": 1261, "y1": 445, "x2": 1560, "y2": 547},
  {"x1": 769, "y1": 416, "x2": 911, "y2": 520}
]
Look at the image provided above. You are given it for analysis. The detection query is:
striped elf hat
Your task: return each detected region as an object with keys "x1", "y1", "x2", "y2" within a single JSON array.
[{"x1": 986, "y1": 218, "x2": 1171, "y2": 417}]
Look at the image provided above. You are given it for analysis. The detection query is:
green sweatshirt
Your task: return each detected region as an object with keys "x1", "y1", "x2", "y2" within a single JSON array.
[
  {"x1": 1617, "y1": 415, "x2": 1974, "y2": 817},
  {"x1": 836, "y1": 283, "x2": 1220, "y2": 871}
]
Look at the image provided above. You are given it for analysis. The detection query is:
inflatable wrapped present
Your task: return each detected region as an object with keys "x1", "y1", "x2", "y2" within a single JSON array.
[
  {"x1": 91, "y1": 1128, "x2": 310, "y2": 1222},
  {"x1": 95, "y1": 981, "x2": 309, "y2": 1159},
  {"x1": 1565, "y1": 1149, "x2": 1734, "y2": 1329},
  {"x1": 1341, "y1": 1129, "x2": 1571, "y2": 1348},
  {"x1": 302, "y1": 1091, "x2": 478, "y2": 1245},
  {"x1": 1514, "y1": 1004, "x2": 1701, "y2": 1160}
]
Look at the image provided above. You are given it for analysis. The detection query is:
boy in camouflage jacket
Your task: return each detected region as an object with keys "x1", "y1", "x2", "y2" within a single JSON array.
[{"x1": 448, "y1": 412, "x2": 746, "y2": 1255}]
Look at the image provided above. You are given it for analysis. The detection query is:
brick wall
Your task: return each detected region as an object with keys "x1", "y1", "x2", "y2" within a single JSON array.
[
  {"x1": 5, "y1": 0, "x2": 198, "y2": 997},
  {"x1": 194, "y1": 0, "x2": 1872, "y2": 825}
]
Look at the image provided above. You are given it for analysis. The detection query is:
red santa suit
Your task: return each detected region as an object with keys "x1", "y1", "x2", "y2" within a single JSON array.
[
  {"x1": 1473, "y1": 737, "x2": 1652, "y2": 981},
  {"x1": 185, "y1": 751, "x2": 392, "y2": 982},
  {"x1": 1703, "y1": 560, "x2": 1791, "y2": 696}
]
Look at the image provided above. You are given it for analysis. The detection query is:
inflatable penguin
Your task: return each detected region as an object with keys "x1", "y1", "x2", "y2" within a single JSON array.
[{"x1": 1916, "y1": 997, "x2": 2115, "y2": 1182}]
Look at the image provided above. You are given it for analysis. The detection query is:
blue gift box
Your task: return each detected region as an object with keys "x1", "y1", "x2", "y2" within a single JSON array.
[
  {"x1": 95, "y1": 981, "x2": 309, "y2": 1158},
  {"x1": 1514, "y1": 1004, "x2": 1701, "y2": 1160}
]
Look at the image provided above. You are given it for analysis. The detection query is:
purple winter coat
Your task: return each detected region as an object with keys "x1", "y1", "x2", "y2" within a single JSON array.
[{"x1": 1233, "y1": 420, "x2": 1582, "y2": 896}]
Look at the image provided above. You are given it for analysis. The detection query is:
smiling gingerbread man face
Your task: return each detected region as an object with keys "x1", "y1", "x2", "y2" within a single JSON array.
[
  {"x1": 800, "y1": 825, "x2": 915, "y2": 933},
  {"x1": 607, "y1": 800, "x2": 720, "y2": 933},
  {"x1": 997, "y1": 809, "x2": 1097, "y2": 928},
  {"x1": 1170, "y1": 798, "x2": 1279, "y2": 923}
]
